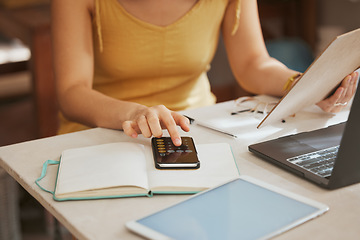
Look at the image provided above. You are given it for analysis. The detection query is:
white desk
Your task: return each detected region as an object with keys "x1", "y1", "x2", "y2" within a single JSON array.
[{"x1": 0, "y1": 101, "x2": 359, "y2": 240}]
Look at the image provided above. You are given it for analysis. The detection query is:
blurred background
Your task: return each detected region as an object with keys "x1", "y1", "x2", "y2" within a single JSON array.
[{"x1": 0, "y1": 0, "x2": 359, "y2": 239}]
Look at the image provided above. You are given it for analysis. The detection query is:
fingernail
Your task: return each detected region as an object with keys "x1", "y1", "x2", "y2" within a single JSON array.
[{"x1": 174, "y1": 138, "x2": 181, "y2": 146}]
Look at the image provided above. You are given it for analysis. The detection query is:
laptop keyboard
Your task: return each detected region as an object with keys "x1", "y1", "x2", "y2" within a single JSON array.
[{"x1": 287, "y1": 146, "x2": 339, "y2": 178}]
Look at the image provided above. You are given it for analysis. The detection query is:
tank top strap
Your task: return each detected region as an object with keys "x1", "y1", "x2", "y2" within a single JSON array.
[
  {"x1": 94, "y1": 0, "x2": 103, "y2": 52},
  {"x1": 231, "y1": 0, "x2": 241, "y2": 36}
]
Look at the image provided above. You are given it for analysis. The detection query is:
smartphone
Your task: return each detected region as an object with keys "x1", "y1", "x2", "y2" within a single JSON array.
[{"x1": 151, "y1": 137, "x2": 200, "y2": 169}]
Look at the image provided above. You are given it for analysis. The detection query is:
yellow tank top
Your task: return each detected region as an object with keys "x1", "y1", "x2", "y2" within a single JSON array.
[{"x1": 58, "y1": 0, "x2": 241, "y2": 134}]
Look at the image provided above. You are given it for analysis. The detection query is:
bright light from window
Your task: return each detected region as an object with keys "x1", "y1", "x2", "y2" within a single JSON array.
[{"x1": 0, "y1": 39, "x2": 31, "y2": 64}]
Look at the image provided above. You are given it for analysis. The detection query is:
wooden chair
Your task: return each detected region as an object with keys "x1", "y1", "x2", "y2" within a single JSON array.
[{"x1": 0, "y1": 4, "x2": 58, "y2": 138}]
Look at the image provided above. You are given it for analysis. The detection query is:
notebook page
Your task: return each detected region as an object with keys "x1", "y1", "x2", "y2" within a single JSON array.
[{"x1": 55, "y1": 142, "x2": 149, "y2": 196}]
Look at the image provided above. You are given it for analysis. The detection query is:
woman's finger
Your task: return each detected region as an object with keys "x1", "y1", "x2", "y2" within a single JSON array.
[
  {"x1": 122, "y1": 121, "x2": 138, "y2": 138},
  {"x1": 146, "y1": 111, "x2": 163, "y2": 138},
  {"x1": 137, "y1": 115, "x2": 152, "y2": 138},
  {"x1": 172, "y1": 112, "x2": 190, "y2": 132}
]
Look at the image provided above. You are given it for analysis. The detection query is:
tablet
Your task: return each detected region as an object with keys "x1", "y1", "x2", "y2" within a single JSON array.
[
  {"x1": 126, "y1": 176, "x2": 328, "y2": 240},
  {"x1": 258, "y1": 28, "x2": 360, "y2": 128}
]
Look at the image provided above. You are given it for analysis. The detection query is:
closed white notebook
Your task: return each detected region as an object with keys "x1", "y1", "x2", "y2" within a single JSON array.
[{"x1": 184, "y1": 95, "x2": 279, "y2": 138}]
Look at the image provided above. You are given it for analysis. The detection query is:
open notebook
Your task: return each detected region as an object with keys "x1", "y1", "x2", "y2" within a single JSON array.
[{"x1": 36, "y1": 141, "x2": 240, "y2": 201}]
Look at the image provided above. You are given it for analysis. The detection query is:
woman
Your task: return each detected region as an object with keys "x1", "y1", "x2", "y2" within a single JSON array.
[{"x1": 51, "y1": 0, "x2": 358, "y2": 146}]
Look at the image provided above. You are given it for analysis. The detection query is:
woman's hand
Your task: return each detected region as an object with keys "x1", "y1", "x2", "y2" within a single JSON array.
[
  {"x1": 316, "y1": 71, "x2": 359, "y2": 113},
  {"x1": 122, "y1": 105, "x2": 190, "y2": 146}
]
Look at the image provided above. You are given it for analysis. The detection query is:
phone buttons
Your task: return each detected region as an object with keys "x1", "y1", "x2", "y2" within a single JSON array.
[{"x1": 155, "y1": 137, "x2": 193, "y2": 156}]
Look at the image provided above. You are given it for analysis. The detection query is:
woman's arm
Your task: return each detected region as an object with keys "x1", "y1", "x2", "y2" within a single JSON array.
[
  {"x1": 222, "y1": 0, "x2": 297, "y2": 97},
  {"x1": 51, "y1": 0, "x2": 189, "y2": 145},
  {"x1": 222, "y1": 0, "x2": 358, "y2": 112}
]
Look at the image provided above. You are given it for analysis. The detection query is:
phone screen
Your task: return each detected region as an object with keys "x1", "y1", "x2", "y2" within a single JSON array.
[{"x1": 152, "y1": 137, "x2": 200, "y2": 169}]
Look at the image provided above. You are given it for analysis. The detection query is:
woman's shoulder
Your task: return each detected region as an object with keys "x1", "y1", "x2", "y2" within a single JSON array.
[
  {"x1": 52, "y1": 0, "x2": 95, "y2": 14},
  {"x1": 227, "y1": 0, "x2": 239, "y2": 5}
]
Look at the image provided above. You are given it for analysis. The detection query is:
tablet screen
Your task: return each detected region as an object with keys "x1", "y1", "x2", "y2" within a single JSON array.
[{"x1": 129, "y1": 177, "x2": 327, "y2": 240}]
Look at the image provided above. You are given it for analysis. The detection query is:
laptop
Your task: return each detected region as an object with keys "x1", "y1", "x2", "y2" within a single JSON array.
[{"x1": 249, "y1": 84, "x2": 360, "y2": 189}]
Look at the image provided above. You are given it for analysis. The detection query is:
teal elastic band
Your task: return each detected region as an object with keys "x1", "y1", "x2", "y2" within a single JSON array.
[{"x1": 35, "y1": 160, "x2": 60, "y2": 195}]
